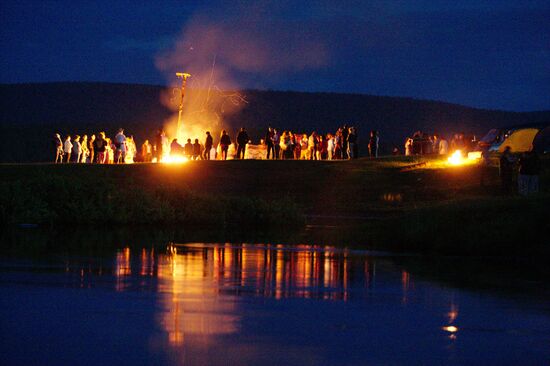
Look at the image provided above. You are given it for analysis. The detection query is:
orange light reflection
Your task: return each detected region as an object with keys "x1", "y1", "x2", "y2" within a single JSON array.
[{"x1": 123, "y1": 244, "x2": 371, "y2": 350}]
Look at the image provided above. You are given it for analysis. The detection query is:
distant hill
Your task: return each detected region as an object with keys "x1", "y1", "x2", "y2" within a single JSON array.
[{"x1": 1, "y1": 82, "x2": 549, "y2": 162}]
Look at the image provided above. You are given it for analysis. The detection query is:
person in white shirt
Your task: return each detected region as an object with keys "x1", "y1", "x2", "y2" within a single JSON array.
[
  {"x1": 53, "y1": 133, "x2": 63, "y2": 163},
  {"x1": 308, "y1": 132, "x2": 317, "y2": 160},
  {"x1": 126, "y1": 135, "x2": 137, "y2": 163},
  {"x1": 327, "y1": 133, "x2": 335, "y2": 160},
  {"x1": 63, "y1": 135, "x2": 73, "y2": 163}
]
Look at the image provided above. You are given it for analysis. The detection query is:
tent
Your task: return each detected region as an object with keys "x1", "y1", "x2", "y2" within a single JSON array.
[
  {"x1": 497, "y1": 128, "x2": 540, "y2": 153},
  {"x1": 533, "y1": 126, "x2": 550, "y2": 154}
]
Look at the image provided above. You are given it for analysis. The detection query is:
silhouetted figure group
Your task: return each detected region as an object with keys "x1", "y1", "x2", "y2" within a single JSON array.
[
  {"x1": 52, "y1": 128, "x2": 136, "y2": 164},
  {"x1": 52, "y1": 124, "x2": 373, "y2": 162},
  {"x1": 402, "y1": 131, "x2": 474, "y2": 156},
  {"x1": 500, "y1": 146, "x2": 541, "y2": 196},
  {"x1": 263, "y1": 125, "x2": 360, "y2": 160}
]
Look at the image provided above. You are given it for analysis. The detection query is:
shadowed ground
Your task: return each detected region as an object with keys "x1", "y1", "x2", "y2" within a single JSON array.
[{"x1": 1, "y1": 156, "x2": 548, "y2": 256}]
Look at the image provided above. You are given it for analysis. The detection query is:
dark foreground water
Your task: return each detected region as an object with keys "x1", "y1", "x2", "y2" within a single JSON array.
[{"x1": 1, "y1": 229, "x2": 549, "y2": 366}]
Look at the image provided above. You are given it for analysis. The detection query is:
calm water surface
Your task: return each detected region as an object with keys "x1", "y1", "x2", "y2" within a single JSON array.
[{"x1": 1, "y1": 233, "x2": 549, "y2": 365}]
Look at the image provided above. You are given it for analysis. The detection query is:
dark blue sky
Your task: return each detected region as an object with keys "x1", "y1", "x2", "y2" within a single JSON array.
[{"x1": 1, "y1": 0, "x2": 549, "y2": 111}]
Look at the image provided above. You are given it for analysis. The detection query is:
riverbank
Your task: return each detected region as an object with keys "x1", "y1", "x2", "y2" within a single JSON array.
[{"x1": 1, "y1": 156, "x2": 548, "y2": 256}]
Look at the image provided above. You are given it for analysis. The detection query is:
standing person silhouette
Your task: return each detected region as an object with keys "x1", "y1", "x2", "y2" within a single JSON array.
[
  {"x1": 114, "y1": 128, "x2": 127, "y2": 163},
  {"x1": 193, "y1": 139, "x2": 201, "y2": 160},
  {"x1": 348, "y1": 127, "x2": 357, "y2": 159},
  {"x1": 204, "y1": 131, "x2": 213, "y2": 160},
  {"x1": 141, "y1": 140, "x2": 153, "y2": 162},
  {"x1": 273, "y1": 129, "x2": 281, "y2": 159},
  {"x1": 80, "y1": 135, "x2": 88, "y2": 163},
  {"x1": 236, "y1": 127, "x2": 249, "y2": 159},
  {"x1": 219, "y1": 130, "x2": 231, "y2": 160},
  {"x1": 184, "y1": 138, "x2": 193, "y2": 158},
  {"x1": 499, "y1": 146, "x2": 515, "y2": 194},
  {"x1": 63, "y1": 135, "x2": 72, "y2": 163},
  {"x1": 53, "y1": 133, "x2": 63, "y2": 163},
  {"x1": 88, "y1": 134, "x2": 95, "y2": 163},
  {"x1": 368, "y1": 130, "x2": 379, "y2": 158},
  {"x1": 72, "y1": 135, "x2": 82, "y2": 163},
  {"x1": 342, "y1": 124, "x2": 349, "y2": 159},
  {"x1": 94, "y1": 132, "x2": 108, "y2": 164},
  {"x1": 154, "y1": 129, "x2": 164, "y2": 162},
  {"x1": 265, "y1": 126, "x2": 274, "y2": 159},
  {"x1": 518, "y1": 149, "x2": 541, "y2": 196}
]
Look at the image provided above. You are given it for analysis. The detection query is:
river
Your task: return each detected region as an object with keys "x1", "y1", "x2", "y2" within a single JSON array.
[{"x1": 1, "y1": 228, "x2": 548, "y2": 365}]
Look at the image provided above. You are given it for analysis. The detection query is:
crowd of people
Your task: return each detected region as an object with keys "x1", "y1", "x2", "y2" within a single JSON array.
[
  {"x1": 162, "y1": 125, "x2": 370, "y2": 161},
  {"x1": 261, "y1": 125, "x2": 367, "y2": 160},
  {"x1": 52, "y1": 125, "x2": 542, "y2": 197},
  {"x1": 53, "y1": 124, "x2": 374, "y2": 163},
  {"x1": 52, "y1": 129, "x2": 137, "y2": 164},
  {"x1": 402, "y1": 131, "x2": 477, "y2": 156}
]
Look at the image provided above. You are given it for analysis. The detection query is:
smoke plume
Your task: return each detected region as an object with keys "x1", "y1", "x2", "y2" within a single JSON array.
[{"x1": 155, "y1": 6, "x2": 329, "y2": 142}]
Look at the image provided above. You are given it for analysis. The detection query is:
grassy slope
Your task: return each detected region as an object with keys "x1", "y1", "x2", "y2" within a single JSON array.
[{"x1": 1, "y1": 156, "x2": 548, "y2": 255}]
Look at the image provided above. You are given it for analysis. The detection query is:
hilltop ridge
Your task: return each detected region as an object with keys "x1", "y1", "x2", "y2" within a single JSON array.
[{"x1": 1, "y1": 82, "x2": 549, "y2": 162}]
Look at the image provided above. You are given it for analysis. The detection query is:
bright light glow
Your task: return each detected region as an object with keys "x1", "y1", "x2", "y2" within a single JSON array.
[
  {"x1": 446, "y1": 150, "x2": 481, "y2": 166},
  {"x1": 161, "y1": 156, "x2": 189, "y2": 164},
  {"x1": 442, "y1": 325, "x2": 458, "y2": 333},
  {"x1": 447, "y1": 150, "x2": 464, "y2": 165}
]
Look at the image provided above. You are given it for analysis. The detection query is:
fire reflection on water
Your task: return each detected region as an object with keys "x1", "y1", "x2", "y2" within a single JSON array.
[
  {"x1": 140, "y1": 248, "x2": 155, "y2": 277},
  {"x1": 115, "y1": 247, "x2": 131, "y2": 291},
  {"x1": 443, "y1": 301, "x2": 460, "y2": 340},
  {"x1": 157, "y1": 246, "x2": 240, "y2": 345},
  {"x1": 401, "y1": 270, "x2": 411, "y2": 304},
  {"x1": 9, "y1": 238, "x2": 547, "y2": 365},
  {"x1": 111, "y1": 243, "x2": 412, "y2": 349},
  {"x1": 155, "y1": 243, "x2": 368, "y2": 347}
]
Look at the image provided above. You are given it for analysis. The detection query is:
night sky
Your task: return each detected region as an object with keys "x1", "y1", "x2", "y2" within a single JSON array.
[{"x1": 1, "y1": 0, "x2": 549, "y2": 111}]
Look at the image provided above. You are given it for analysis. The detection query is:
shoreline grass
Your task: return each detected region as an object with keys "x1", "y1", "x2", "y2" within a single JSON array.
[
  {"x1": 0, "y1": 169, "x2": 303, "y2": 227},
  {"x1": 1, "y1": 157, "x2": 548, "y2": 256}
]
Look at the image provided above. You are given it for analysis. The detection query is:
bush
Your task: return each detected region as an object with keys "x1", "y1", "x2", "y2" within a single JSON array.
[{"x1": 0, "y1": 174, "x2": 303, "y2": 227}]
